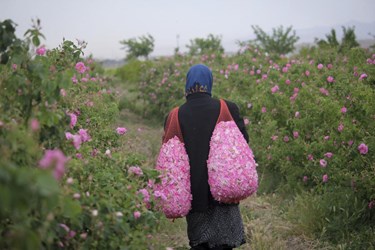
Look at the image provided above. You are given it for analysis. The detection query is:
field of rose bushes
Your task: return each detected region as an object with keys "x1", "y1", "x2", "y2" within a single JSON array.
[
  {"x1": 117, "y1": 44, "x2": 375, "y2": 247},
  {"x1": 1, "y1": 17, "x2": 375, "y2": 249},
  {"x1": 0, "y1": 20, "x2": 161, "y2": 249}
]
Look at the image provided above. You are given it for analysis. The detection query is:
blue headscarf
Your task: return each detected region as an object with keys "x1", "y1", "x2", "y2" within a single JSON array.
[{"x1": 185, "y1": 64, "x2": 213, "y2": 97}]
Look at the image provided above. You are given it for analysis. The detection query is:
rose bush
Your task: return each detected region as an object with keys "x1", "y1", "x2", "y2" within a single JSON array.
[
  {"x1": 0, "y1": 20, "x2": 160, "y2": 249},
  {"x1": 119, "y1": 43, "x2": 374, "y2": 246}
]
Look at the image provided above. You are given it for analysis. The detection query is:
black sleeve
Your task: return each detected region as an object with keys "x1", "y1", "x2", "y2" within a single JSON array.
[{"x1": 225, "y1": 100, "x2": 249, "y2": 143}]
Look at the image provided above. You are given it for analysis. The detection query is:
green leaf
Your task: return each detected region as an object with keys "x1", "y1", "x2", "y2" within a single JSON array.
[
  {"x1": 32, "y1": 36, "x2": 40, "y2": 47},
  {"x1": 35, "y1": 173, "x2": 59, "y2": 197},
  {"x1": 62, "y1": 198, "x2": 82, "y2": 219}
]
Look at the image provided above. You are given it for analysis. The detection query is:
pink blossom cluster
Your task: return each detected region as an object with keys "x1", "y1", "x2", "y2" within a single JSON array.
[
  {"x1": 207, "y1": 121, "x2": 258, "y2": 203},
  {"x1": 137, "y1": 188, "x2": 151, "y2": 209},
  {"x1": 69, "y1": 113, "x2": 77, "y2": 129},
  {"x1": 65, "y1": 129, "x2": 91, "y2": 150},
  {"x1": 39, "y1": 149, "x2": 68, "y2": 180},
  {"x1": 58, "y1": 223, "x2": 81, "y2": 240},
  {"x1": 128, "y1": 166, "x2": 143, "y2": 176},
  {"x1": 319, "y1": 88, "x2": 329, "y2": 96},
  {"x1": 154, "y1": 136, "x2": 192, "y2": 218}
]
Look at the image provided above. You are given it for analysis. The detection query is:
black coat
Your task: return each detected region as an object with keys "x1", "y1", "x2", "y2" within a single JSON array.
[{"x1": 166, "y1": 92, "x2": 249, "y2": 212}]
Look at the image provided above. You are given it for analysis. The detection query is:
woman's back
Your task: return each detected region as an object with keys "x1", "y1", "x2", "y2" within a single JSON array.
[{"x1": 178, "y1": 92, "x2": 249, "y2": 212}]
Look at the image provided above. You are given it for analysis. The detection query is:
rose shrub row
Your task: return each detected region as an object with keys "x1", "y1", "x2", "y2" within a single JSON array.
[
  {"x1": 0, "y1": 20, "x2": 160, "y2": 249},
  {"x1": 118, "y1": 44, "x2": 375, "y2": 246}
]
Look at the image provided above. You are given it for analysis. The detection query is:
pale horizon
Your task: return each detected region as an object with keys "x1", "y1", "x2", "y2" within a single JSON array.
[{"x1": 1, "y1": 0, "x2": 375, "y2": 59}]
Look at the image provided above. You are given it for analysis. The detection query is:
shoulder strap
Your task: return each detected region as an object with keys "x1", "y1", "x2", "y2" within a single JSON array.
[
  {"x1": 162, "y1": 107, "x2": 184, "y2": 144},
  {"x1": 216, "y1": 99, "x2": 234, "y2": 124}
]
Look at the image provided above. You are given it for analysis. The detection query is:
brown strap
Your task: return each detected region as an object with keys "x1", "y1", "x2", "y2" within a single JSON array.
[
  {"x1": 216, "y1": 99, "x2": 234, "y2": 124},
  {"x1": 162, "y1": 107, "x2": 184, "y2": 143}
]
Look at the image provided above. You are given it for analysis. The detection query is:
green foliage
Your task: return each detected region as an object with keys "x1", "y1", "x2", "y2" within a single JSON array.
[
  {"x1": 316, "y1": 29, "x2": 340, "y2": 48},
  {"x1": 115, "y1": 59, "x2": 154, "y2": 84},
  {"x1": 23, "y1": 18, "x2": 46, "y2": 48},
  {"x1": 120, "y1": 34, "x2": 155, "y2": 60},
  {"x1": 186, "y1": 34, "x2": 224, "y2": 55},
  {"x1": 316, "y1": 26, "x2": 360, "y2": 53},
  {"x1": 250, "y1": 25, "x2": 299, "y2": 55},
  {"x1": 0, "y1": 19, "x2": 22, "y2": 64},
  {"x1": 0, "y1": 19, "x2": 159, "y2": 249},
  {"x1": 128, "y1": 43, "x2": 375, "y2": 246}
]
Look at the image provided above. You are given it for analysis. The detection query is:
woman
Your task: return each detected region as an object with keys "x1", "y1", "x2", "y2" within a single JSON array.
[{"x1": 164, "y1": 64, "x2": 249, "y2": 250}]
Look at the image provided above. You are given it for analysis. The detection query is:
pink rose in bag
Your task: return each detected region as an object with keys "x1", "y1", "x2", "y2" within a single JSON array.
[
  {"x1": 154, "y1": 108, "x2": 192, "y2": 218},
  {"x1": 207, "y1": 100, "x2": 258, "y2": 203}
]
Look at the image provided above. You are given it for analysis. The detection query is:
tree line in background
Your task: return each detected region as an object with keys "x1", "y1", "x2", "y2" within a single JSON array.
[{"x1": 119, "y1": 25, "x2": 368, "y2": 60}]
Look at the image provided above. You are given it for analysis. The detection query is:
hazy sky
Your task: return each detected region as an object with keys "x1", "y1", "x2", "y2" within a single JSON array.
[{"x1": 1, "y1": 0, "x2": 375, "y2": 59}]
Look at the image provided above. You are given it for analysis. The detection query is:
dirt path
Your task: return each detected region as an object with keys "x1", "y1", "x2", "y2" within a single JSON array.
[
  {"x1": 115, "y1": 105, "x2": 331, "y2": 250},
  {"x1": 113, "y1": 80, "x2": 331, "y2": 250}
]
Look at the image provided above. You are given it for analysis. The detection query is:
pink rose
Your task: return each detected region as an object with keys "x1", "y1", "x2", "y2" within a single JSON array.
[
  {"x1": 116, "y1": 127, "x2": 127, "y2": 135},
  {"x1": 72, "y1": 134, "x2": 82, "y2": 150},
  {"x1": 261, "y1": 107, "x2": 267, "y2": 113},
  {"x1": 293, "y1": 131, "x2": 299, "y2": 139},
  {"x1": 327, "y1": 76, "x2": 334, "y2": 83},
  {"x1": 60, "y1": 89, "x2": 66, "y2": 97},
  {"x1": 36, "y1": 46, "x2": 46, "y2": 56},
  {"x1": 305, "y1": 70, "x2": 310, "y2": 76},
  {"x1": 317, "y1": 64, "x2": 323, "y2": 70},
  {"x1": 324, "y1": 152, "x2": 333, "y2": 158},
  {"x1": 69, "y1": 113, "x2": 77, "y2": 129},
  {"x1": 30, "y1": 118, "x2": 40, "y2": 131},
  {"x1": 271, "y1": 85, "x2": 280, "y2": 93},
  {"x1": 75, "y1": 62, "x2": 87, "y2": 74},
  {"x1": 359, "y1": 73, "x2": 368, "y2": 80},
  {"x1": 65, "y1": 132, "x2": 74, "y2": 140},
  {"x1": 71, "y1": 75, "x2": 78, "y2": 84},
  {"x1": 39, "y1": 149, "x2": 68, "y2": 180},
  {"x1": 295, "y1": 111, "x2": 300, "y2": 118},
  {"x1": 285, "y1": 79, "x2": 291, "y2": 85},
  {"x1": 341, "y1": 107, "x2": 347, "y2": 113},
  {"x1": 303, "y1": 176, "x2": 308, "y2": 182},
  {"x1": 338, "y1": 123, "x2": 344, "y2": 132},
  {"x1": 358, "y1": 143, "x2": 368, "y2": 155},
  {"x1": 133, "y1": 211, "x2": 141, "y2": 219},
  {"x1": 307, "y1": 154, "x2": 314, "y2": 161},
  {"x1": 78, "y1": 129, "x2": 91, "y2": 142},
  {"x1": 322, "y1": 174, "x2": 328, "y2": 183},
  {"x1": 283, "y1": 136, "x2": 289, "y2": 142},
  {"x1": 320, "y1": 159, "x2": 327, "y2": 167}
]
